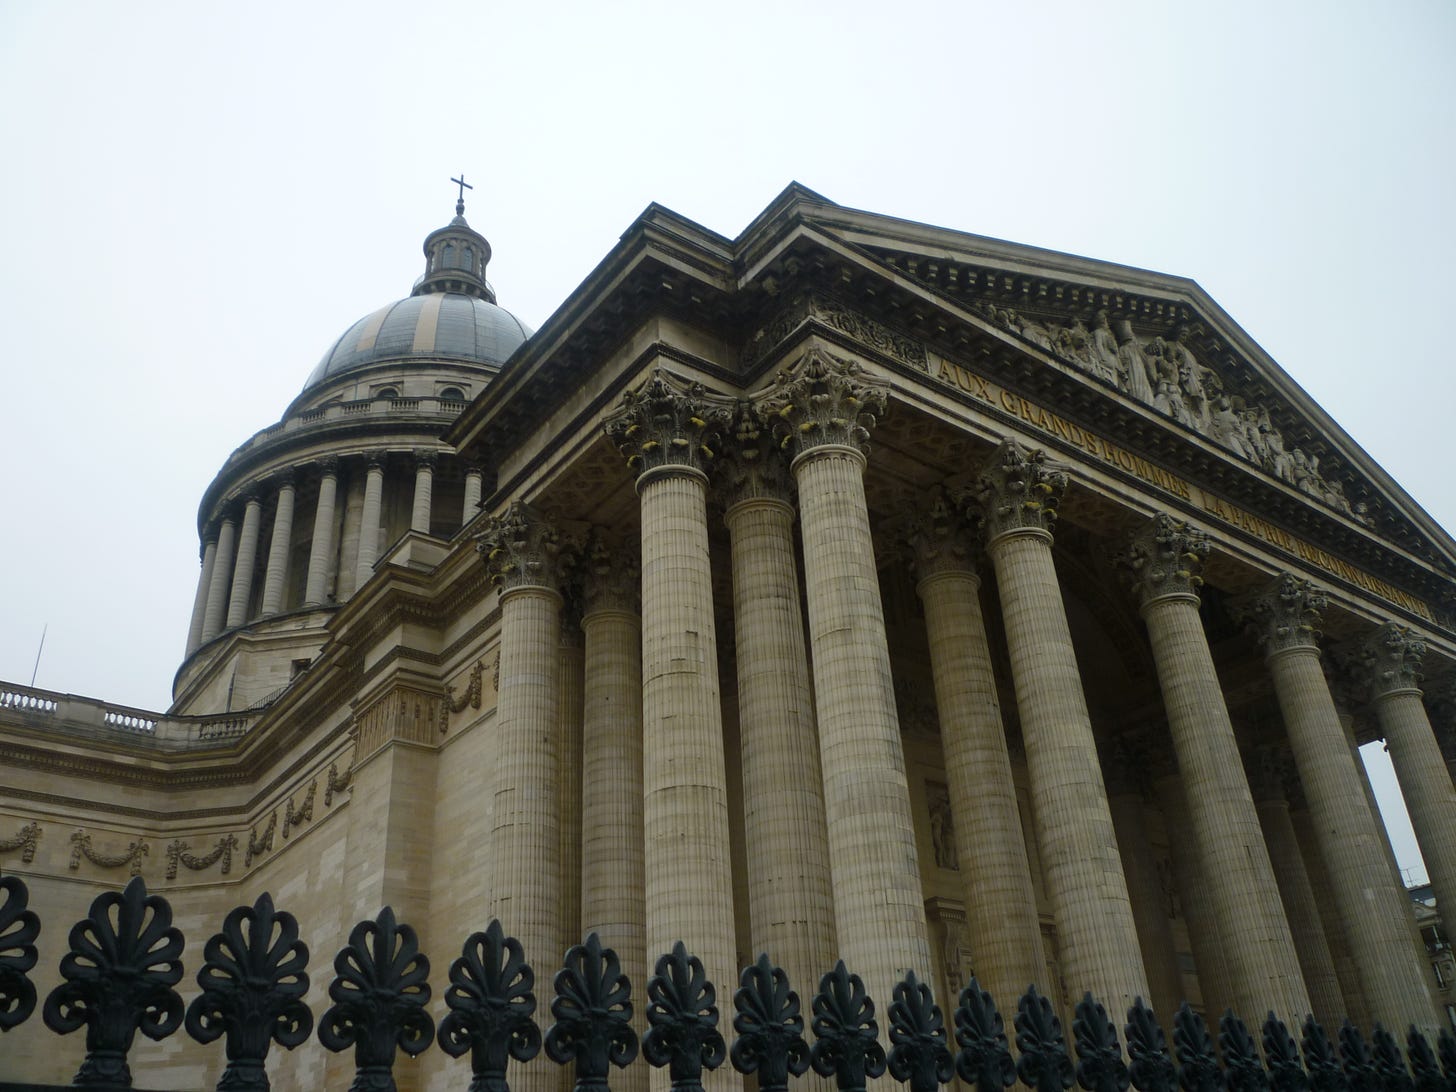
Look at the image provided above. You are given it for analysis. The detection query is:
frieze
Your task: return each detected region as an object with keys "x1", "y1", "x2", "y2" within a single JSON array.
[
  {"x1": 0, "y1": 820, "x2": 41, "y2": 864},
  {"x1": 744, "y1": 293, "x2": 928, "y2": 372},
  {"x1": 324, "y1": 758, "x2": 354, "y2": 806},
  {"x1": 69, "y1": 829, "x2": 149, "y2": 876},
  {"x1": 163, "y1": 834, "x2": 237, "y2": 880},
  {"x1": 439, "y1": 658, "x2": 486, "y2": 735},
  {"x1": 282, "y1": 780, "x2": 316, "y2": 840},
  {"x1": 354, "y1": 685, "x2": 447, "y2": 759},
  {"x1": 245, "y1": 812, "x2": 275, "y2": 867}
]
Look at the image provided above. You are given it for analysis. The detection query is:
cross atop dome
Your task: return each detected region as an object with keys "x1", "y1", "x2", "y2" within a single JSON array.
[{"x1": 451, "y1": 173, "x2": 473, "y2": 218}]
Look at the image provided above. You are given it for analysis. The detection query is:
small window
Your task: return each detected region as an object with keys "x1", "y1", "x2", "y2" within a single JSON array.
[
  {"x1": 439, "y1": 386, "x2": 466, "y2": 402},
  {"x1": 375, "y1": 386, "x2": 400, "y2": 399}
]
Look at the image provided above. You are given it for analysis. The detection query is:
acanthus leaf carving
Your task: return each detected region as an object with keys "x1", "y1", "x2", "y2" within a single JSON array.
[
  {"x1": 1117, "y1": 513, "x2": 1210, "y2": 607},
  {"x1": 972, "y1": 437, "x2": 1067, "y2": 540},
  {"x1": 758, "y1": 346, "x2": 889, "y2": 458},
  {"x1": 477, "y1": 501, "x2": 570, "y2": 593},
  {"x1": 1234, "y1": 573, "x2": 1328, "y2": 655},
  {"x1": 604, "y1": 367, "x2": 735, "y2": 479}
]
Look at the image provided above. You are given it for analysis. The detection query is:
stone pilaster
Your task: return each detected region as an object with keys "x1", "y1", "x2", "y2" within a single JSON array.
[
  {"x1": 1354, "y1": 623, "x2": 1456, "y2": 957},
  {"x1": 200, "y1": 514, "x2": 236, "y2": 642},
  {"x1": 1245, "y1": 745, "x2": 1345, "y2": 1032},
  {"x1": 260, "y1": 471, "x2": 296, "y2": 616},
  {"x1": 410, "y1": 451, "x2": 436, "y2": 534},
  {"x1": 718, "y1": 404, "x2": 836, "y2": 995},
  {"x1": 1240, "y1": 574, "x2": 1437, "y2": 1031},
  {"x1": 1118, "y1": 514, "x2": 1307, "y2": 1022},
  {"x1": 1103, "y1": 738, "x2": 1184, "y2": 1022},
  {"x1": 900, "y1": 486, "x2": 1044, "y2": 1009},
  {"x1": 225, "y1": 491, "x2": 263, "y2": 629},
  {"x1": 580, "y1": 537, "x2": 647, "y2": 1092},
  {"x1": 462, "y1": 463, "x2": 484, "y2": 524},
  {"x1": 605, "y1": 369, "x2": 738, "y2": 1007},
  {"x1": 353, "y1": 455, "x2": 386, "y2": 595},
  {"x1": 760, "y1": 346, "x2": 931, "y2": 1014},
  {"x1": 304, "y1": 457, "x2": 340, "y2": 606},
  {"x1": 476, "y1": 502, "x2": 568, "y2": 1017},
  {"x1": 973, "y1": 437, "x2": 1148, "y2": 1014},
  {"x1": 185, "y1": 533, "x2": 218, "y2": 655}
]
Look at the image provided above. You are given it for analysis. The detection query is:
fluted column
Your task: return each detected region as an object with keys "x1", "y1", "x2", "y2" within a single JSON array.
[
  {"x1": 476, "y1": 503, "x2": 566, "y2": 1009},
  {"x1": 353, "y1": 455, "x2": 385, "y2": 594},
  {"x1": 1356, "y1": 623, "x2": 1456, "y2": 948},
  {"x1": 605, "y1": 370, "x2": 737, "y2": 1005},
  {"x1": 972, "y1": 437, "x2": 1148, "y2": 1013},
  {"x1": 558, "y1": 597, "x2": 585, "y2": 958},
  {"x1": 1240, "y1": 575, "x2": 1437, "y2": 1031},
  {"x1": 1118, "y1": 514, "x2": 1307, "y2": 1022},
  {"x1": 185, "y1": 534, "x2": 219, "y2": 655},
  {"x1": 304, "y1": 458, "x2": 341, "y2": 606},
  {"x1": 1425, "y1": 682, "x2": 1456, "y2": 788},
  {"x1": 260, "y1": 472, "x2": 296, "y2": 616},
  {"x1": 225, "y1": 492, "x2": 263, "y2": 629},
  {"x1": 200, "y1": 514, "x2": 236, "y2": 643},
  {"x1": 410, "y1": 451, "x2": 435, "y2": 534},
  {"x1": 760, "y1": 347, "x2": 930, "y2": 1012},
  {"x1": 1152, "y1": 766, "x2": 1232, "y2": 1018},
  {"x1": 1104, "y1": 739, "x2": 1183, "y2": 1022},
  {"x1": 462, "y1": 463, "x2": 484, "y2": 523},
  {"x1": 1288, "y1": 798, "x2": 1368, "y2": 1026},
  {"x1": 717, "y1": 407, "x2": 836, "y2": 994},
  {"x1": 1246, "y1": 746, "x2": 1345, "y2": 1032},
  {"x1": 580, "y1": 538, "x2": 647, "y2": 1092},
  {"x1": 900, "y1": 487, "x2": 1044, "y2": 1007}
]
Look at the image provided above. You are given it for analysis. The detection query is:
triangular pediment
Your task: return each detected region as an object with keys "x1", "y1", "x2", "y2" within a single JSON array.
[{"x1": 744, "y1": 192, "x2": 1455, "y2": 587}]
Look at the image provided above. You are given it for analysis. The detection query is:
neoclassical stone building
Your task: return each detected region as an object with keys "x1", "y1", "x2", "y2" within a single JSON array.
[{"x1": 3, "y1": 184, "x2": 1456, "y2": 1088}]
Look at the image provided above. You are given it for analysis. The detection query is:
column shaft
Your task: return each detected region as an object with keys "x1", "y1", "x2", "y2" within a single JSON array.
[
  {"x1": 353, "y1": 460, "x2": 385, "y2": 594},
  {"x1": 1267, "y1": 645, "x2": 1437, "y2": 1030},
  {"x1": 200, "y1": 517, "x2": 236, "y2": 642},
  {"x1": 725, "y1": 495, "x2": 836, "y2": 993},
  {"x1": 1289, "y1": 804, "x2": 1368, "y2": 1026},
  {"x1": 638, "y1": 468, "x2": 737, "y2": 997},
  {"x1": 1141, "y1": 593, "x2": 1308, "y2": 1021},
  {"x1": 1154, "y1": 773, "x2": 1231, "y2": 1019},
  {"x1": 988, "y1": 528, "x2": 1148, "y2": 1011},
  {"x1": 260, "y1": 481, "x2": 296, "y2": 615},
  {"x1": 462, "y1": 469, "x2": 483, "y2": 523},
  {"x1": 795, "y1": 445, "x2": 930, "y2": 1009},
  {"x1": 1373, "y1": 689, "x2": 1456, "y2": 943},
  {"x1": 1108, "y1": 788, "x2": 1184, "y2": 1020},
  {"x1": 185, "y1": 537, "x2": 218, "y2": 655},
  {"x1": 917, "y1": 566, "x2": 1044, "y2": 1007},
  {"x1": 557, "y1": 626, "x2": 584, "y2": 959},
  {"x1": 489, "y1": 585, "x2": 563, "y2": 966},
  {"x1": 581, "y1": 604, "x2": 647, "y2": 1092},
  {"x1": 410, "y1": 459, "x2": 434, "y2": 534},
  {"x1": 226, "y1": 496, "x2": 263, "y2": 629},
  {"x1": 304, "y1": 466, "x2": 340, "y2": 606},
  {"x1": 1252, "y1": 793, "x2": 1345, "y2": 1031}
]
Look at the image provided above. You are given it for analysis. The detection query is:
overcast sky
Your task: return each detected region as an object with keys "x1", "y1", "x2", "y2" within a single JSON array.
[{"x1": 1, "y1": 2, "x2": 1451, "y2": 883}]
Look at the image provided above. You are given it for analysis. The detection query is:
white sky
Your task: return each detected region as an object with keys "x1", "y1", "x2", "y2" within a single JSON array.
[{"x1": 1, "y1": 2, "x2": 1451, "y2": 883}]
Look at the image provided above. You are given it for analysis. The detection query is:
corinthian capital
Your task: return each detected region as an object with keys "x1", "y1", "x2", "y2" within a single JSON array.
[
  {"x1": 1355, "y1": 622, "x2": 1425, "y2": 699},
  {"x1": 898, "y1": 486, "x2": 982, "y2": 580},
  {"x1": 1117, "y1": 513, "x2": 1210, "y2": 608},
  {"x1": 757, "y1": 346, "x2": 889, "y2": 459},
  {"x1": 604, "y1": 368, "x2": 733, "y2": 479},
  {"x1": 1235, "y1": 573, "x2": 1327, "y2": 655},
  {"x1": 581, "y1": 532, "x2": 640, "y2": 615},
  {"x1": 971, "y1": 437, "x2": 1067, "y2": 539},
  {"x1": 475, "y1": 501, "x2": 568, "y2": 593},
  {"x1": 715, "y1": 401, "x2": 792, "y2": 509}
]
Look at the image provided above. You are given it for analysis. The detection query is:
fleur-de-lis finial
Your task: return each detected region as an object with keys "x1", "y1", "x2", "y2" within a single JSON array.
[
  {"x1": 954, "y1": 978, "x2": 1015, "y2": 1092},
  {"x1": 0, "y1": 876, "x2": 40, "y2": 1031},
  {"x1": 438, "y1": 919, "x2": 541, "y2": 1092},
  {"x1": 545, "y1": 932, "x2": 637, "y2": 1092},
  {"x1": 730, "y1": 954, "x2": 810, "y2": 1092},
  {"x1": 642, "y1": 941, "x2": 726, "y2": 1092},
  {"x1": 886, "y1": 969, "x2": 953, "y2": 1092},
  {"x1": 810, "y1": 960, "x2": 887, "y2": 1092}
]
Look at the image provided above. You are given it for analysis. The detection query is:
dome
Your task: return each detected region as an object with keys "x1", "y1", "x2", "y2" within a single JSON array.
[
  {"x1": 299, "y1": 191, "x2": 532, "y2": 394},
  {"x1": 301, "y1": 292, "x2": 532, "y2": 391}
]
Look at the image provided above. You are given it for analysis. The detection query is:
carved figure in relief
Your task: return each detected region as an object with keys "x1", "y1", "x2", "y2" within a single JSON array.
[
  {"x1": 1114, "y1": 317, "x2": 1156, "y2": 404},
  {"x1": 1290, "y1": 448, "x2": 1322, "y2": 496},
  {"x1": 928, "y1": 786, "x2": 958, "y2": 870},
  {"x1": 1169, "y1": 327, "x2": 1211, "y2": 430},
  {"x1": 1208, "y1": 395, "x2": 1252, "y2": 458},
  {"x1": 1264, "y1": 427, "x2": 1295, "y2": 483},
  {"x1": 1012, "y1": 310, "x2": 1055, "y2": 352}
]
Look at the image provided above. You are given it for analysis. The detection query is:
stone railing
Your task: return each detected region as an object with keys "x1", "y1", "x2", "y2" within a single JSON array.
[
  {"x1": 224, "y1": 394, "x2": 466, "y2": 462},
  {"x1": 0, "y1": 682, "x2": 259, "y2": 749}
]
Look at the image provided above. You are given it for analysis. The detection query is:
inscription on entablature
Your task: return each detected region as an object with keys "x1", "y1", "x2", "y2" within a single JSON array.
[
  {"x1": 930, "y1": 356, "x2": 1434, "y2": 622},
  {"x1": 744, "y1": 294, "x2": 928, "y2": 372}
]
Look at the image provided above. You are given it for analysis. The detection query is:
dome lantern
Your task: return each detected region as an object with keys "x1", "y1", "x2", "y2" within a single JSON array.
[{"x1": 413, "y1": 176, "x2": 496, "y2": 303}]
